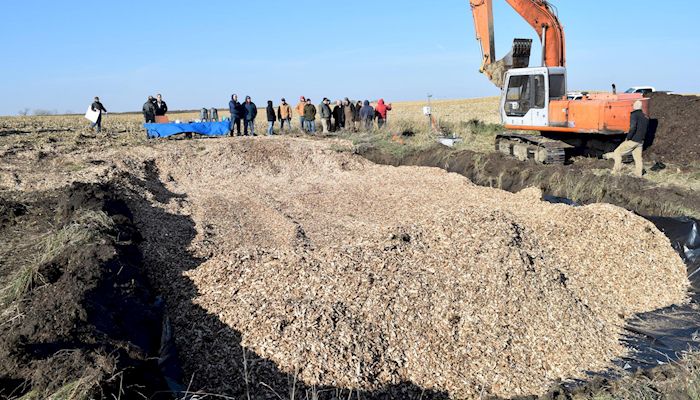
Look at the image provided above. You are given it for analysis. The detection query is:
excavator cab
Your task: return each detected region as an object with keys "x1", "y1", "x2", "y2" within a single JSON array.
[{"x1": 500, "y1": 67, "x2": 567, "y2": 128}]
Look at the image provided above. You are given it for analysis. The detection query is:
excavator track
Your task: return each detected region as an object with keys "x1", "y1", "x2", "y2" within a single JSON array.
[{"x1": 495, "y1": 133, "x2": 574, "y2": 165}]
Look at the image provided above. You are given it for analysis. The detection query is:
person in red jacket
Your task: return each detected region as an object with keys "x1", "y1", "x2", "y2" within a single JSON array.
[{"x1": 375, "y1": 99, "x2": 392, "y2": 129}]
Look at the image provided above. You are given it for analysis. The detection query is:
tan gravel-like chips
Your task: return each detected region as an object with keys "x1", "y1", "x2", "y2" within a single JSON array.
[{"x1": 147, "y1": 138, "x2": 687, "y2": 398}]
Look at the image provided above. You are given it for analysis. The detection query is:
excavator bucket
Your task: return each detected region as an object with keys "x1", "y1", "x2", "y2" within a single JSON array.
[{"x1": 483, "y1": 38, "x2": 533, "y2": 88}]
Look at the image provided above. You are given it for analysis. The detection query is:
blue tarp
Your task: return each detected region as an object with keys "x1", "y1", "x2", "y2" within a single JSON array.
[{"x1": 144, "y1": 122, "x2": 230, "y2": 139}]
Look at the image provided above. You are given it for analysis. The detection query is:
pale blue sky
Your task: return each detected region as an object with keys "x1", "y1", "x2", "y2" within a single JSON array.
[{"x1": 1, "y1": 1, "x2": 698, "y2": 115}]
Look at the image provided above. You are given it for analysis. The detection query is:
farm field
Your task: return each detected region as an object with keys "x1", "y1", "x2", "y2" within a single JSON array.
[{"x1": 0, "y1": 97, "x2": 699, "y2": 400}]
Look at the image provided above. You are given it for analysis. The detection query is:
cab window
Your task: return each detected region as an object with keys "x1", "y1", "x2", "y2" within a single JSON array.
[{"x1": 505, "y1": 74, "x2": 546, "y2": 117}]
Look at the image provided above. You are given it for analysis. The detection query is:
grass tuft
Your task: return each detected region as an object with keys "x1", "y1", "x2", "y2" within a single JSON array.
[{"x1": 0, "y1": 210, "x2": 114, "y2": 307}]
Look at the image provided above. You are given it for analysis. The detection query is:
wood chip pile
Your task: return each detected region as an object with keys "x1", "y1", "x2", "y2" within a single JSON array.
[{"x1": 146, "y1": 138, "x2": 688, "y2": 398}]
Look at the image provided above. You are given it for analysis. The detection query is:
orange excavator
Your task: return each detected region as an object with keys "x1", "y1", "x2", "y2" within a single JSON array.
[{"x1": 469, "y1": 0, "x2": 647, "y2": 164}]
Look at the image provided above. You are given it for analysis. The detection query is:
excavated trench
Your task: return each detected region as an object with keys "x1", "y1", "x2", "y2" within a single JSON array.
[{"x1": 356, "y1": 144, "x2": 700, "y2": 219}]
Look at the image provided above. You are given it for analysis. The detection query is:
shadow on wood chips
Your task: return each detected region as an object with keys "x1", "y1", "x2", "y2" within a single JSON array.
[
  {"x1": 118, "y1": 161, "x2": 452, "y2": 399},
  {"x1": 0, "y1": 164, "x2": 450, "y2": 399},
  {"x1": 1, "y1": 143, "x2": 698, "y2": 399}
]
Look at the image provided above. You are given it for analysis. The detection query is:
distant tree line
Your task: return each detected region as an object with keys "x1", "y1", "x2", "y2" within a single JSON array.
[{"x1": 17, "y1": 108, "x2": 73, "y2": 116}]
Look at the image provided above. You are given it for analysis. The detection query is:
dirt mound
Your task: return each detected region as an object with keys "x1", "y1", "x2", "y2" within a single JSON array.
[
  {"x1": 0, "y1": 183, "x2": 169, "y2": 399},
  {"x1": 135, "y1": 138, "x2": 688, "y2": 398},
  {"x1": 646, "y1": 93, "x2": 700, "y2": 168},
  {"x1": 360, "y1": 144, "x2": 700, "y2": 218}
]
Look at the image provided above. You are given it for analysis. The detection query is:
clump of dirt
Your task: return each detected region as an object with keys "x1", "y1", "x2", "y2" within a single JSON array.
[
  {"x1": 0, "y1": 198, "x2": 27, "y2": 229},
  {"x1": 646, "y1": 93, "x2": 700, "y2": 168},
  {"x1": 0, "y1": 183, "x2": 169, "y2": 399},
  {"x1": 137, "y1": 138, "x2": 688, "y2": 399}
]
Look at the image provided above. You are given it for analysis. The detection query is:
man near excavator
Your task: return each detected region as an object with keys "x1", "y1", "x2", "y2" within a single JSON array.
[{"x1": 606, "y1": 100, "x2": 648, "y2": 177}]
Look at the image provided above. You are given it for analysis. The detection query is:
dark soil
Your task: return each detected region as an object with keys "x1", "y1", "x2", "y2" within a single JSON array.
[
  {"x1": 357, "y1": 144, "x2": 700, "y2": 218},
  {"x1": 0, "y1": 183, "x2": 170, "y2": 399},
  {"x1": 645, "y1": 93, "x2": 700, "y2": 168}
]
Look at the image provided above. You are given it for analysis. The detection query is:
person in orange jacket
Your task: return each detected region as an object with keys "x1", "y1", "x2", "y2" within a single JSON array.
[
  {"x1": 374, "y1": 99, "x2": 392, "y2": 129},
  {"x1": 295, "y1": 96, "x2": 307, "y2": 130}
]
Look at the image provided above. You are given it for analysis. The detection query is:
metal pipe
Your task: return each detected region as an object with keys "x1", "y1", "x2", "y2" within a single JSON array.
[{"x1": 541, "y1": 25, "x2": 547, "y2": 67}]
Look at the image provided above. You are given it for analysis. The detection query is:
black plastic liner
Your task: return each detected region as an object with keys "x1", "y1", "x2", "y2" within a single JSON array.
[
  {"x1": 619, "y1": 216, "x2": 700, "y2": 369},
  {"x1": 545, "y1": 193, "x2": 700, "y2": 369}
]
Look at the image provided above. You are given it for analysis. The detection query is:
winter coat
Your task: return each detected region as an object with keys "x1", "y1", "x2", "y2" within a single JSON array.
[
  {"x1": 343, "y1": 103, "x2": 355, "y2": 124},
  {"x1": 627, "y1": 109, "x2": 649, "y2": 144},
  {"x1": 296, "y1": 102, "x2": 306, "y2": 118},
  {"x1": 359, "y1": 101, "x2": 374, "y2": 121},
  {"x1": 354, "y1": 103, "x2": 362, "y2": 121},
  {"x1": 332, "y1": 105, "x2": 344, "y2": 125},
  {"x1": 229, "y1": 100, "x2": 244, "y2": 119},
  {"x1": 155, "y1": 101, "x2": 168, "y2": 116},
  {"x1": 303, "y1": 104, "x2": 317, "y2": 121},
  {"x1": 278, "y1": 103, "x2": 292, "y2": 120},
  {"x1": 375, "y1": 99, "x2": 391, "y2": 119},
  {"x1": 143, "y1": 101, "x2": 156, "y2": 117},
  {"x1": 320, "y1": 103, "x2": 332, "y2": 119},
  {"x1": 266, "y1": 104, "x2": 277, "y2": 122},
  {"x1": 244, "y1": 102, "x2": 258, "y2": 121},
  {"x1": 91, "y1": 101, "x2": 107, "y2": 113}
]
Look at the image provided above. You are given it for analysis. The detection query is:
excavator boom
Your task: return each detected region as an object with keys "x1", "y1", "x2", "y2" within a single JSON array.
[{"x1": 469, "y1": 0, "x2": 566, "y2": 87}]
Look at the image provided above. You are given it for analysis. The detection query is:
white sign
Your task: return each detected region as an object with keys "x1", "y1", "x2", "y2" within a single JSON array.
[
  {"x1": 423, "y1": 106, "x2": 431, "y2": 116},
  {"x1": 84, "y1": 105, "x2": 100, "y2": 123}
]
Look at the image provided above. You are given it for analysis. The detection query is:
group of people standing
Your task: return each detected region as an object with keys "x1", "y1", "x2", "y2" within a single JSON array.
[
  {"x1": 142, "y1": 94, "x2": 169, "y2": 123},
  {"x1": 133, "y1": 93, "x2": 392, "y2": 136},
  {"x1": 230, "y1": 95, "x2": 392, "y2": 136}
]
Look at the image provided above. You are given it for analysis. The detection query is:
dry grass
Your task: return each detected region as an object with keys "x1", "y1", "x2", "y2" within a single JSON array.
[{"x1": 0, "y1": 210, "x2": 114, "y2": 307}]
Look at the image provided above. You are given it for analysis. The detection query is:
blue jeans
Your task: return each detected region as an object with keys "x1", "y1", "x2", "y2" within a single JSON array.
[
  {"x1": 299, "y1": 116, "x2": 305, "y2": 130},
  {"x1": 267, "y1": 121, "x2": 275, "y2": 136},
  {"x1": 90, "y1": 114, "x2": 102, "y2": 132},
  {"x1": 244, "y1": 120, "x2": 255, "y2": 136},
  {"x1": 305, "y1": 120, "x2": 316, "y2": 133}
]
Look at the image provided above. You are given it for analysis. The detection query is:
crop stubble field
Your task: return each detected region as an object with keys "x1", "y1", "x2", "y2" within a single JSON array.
[{"x1": 0, "y1": 97, "x2": 698, "y2": 399}]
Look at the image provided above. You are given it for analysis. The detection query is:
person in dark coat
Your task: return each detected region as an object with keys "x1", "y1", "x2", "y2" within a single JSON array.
[
  {"x1": 332, "y1": 100, "x2": 344, "y2": 131},
  {"x1": 229, "y1": 94, "x2": 243, "y2": 136},
  {"x1": 354, "y1": 101, "x2": 362, "y2": 130},
  {"x1": 90, "y1": 96, "x2": 107, "y2": 132},
  {"x1": 359, "y1": 100, "x2": 374, "y2": 130},
  {"x1": 303, "y1": 99, "x2": 317, "y2": 133},
  {"x1": 606, "y1": 100, "x2": 649, "y2": 177},
  {"x1": 243, "y1": 96, "x2": 257, "y2": 136},
  {"x1": 343, "y1": 98, "x2": 355, "y2": 132},
  {"x1": 319, "y1": 98, "x2": 332, "y2": 133},
  {"x1": 143, "y1": 96, "x2": 156, "y2": 123},
  {"x1": 154, "y1": 94, "x2": 168, "y2": 117},
  {"x1": 266, "y1": 100, "x2": 277, "y2": 136}
]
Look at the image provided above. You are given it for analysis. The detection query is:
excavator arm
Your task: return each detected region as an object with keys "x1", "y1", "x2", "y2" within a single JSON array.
[{"x1": 469, "y1": 0, "x2": 566, "y2": 87}]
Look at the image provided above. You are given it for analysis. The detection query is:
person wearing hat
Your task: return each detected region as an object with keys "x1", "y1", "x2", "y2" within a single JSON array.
[
  {"x1": 277, "y1": 98, "x2": 292, "y2": 133},
  {"x1": 303, "y1": 98, "x2": 317, "y2": 133},
  {"x1": 266, "y1": 100, "x2": 277, "y2": 136},
  {"x1": 296, "y1": 96, "x2": 307, "y2": 131},
  {"x1": 606, "y1": 100, "x2": 649, "y2": 177},
  {"x1": 243, "y1": 96, "x2": 257, "y2": 136},
  {"x1": 90, "y1": 96, "x2": 107, "y2": 132},
  {"x1": 360, "y1": 100, "x2": 375, "y2": 131},
  {"x1": 319, "y1": 98, "x2": 332, "y2": 134},
  {"x1": 143, "y1": 96, "x2": 156, "y2": 123}
]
